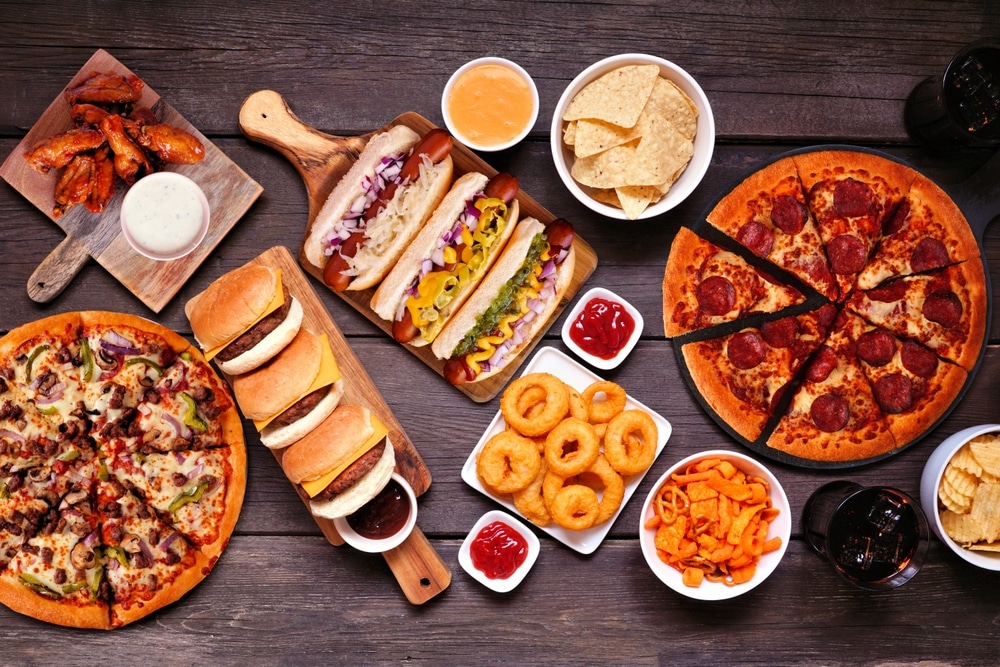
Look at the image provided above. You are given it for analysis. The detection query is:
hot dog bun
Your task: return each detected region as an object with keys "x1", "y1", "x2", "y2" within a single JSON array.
[
  {"x1": 369, "y1": 171, "x2": 520, "y2": 346},
  {"x1": 302, "y1": 125, "x2": 454, "y2": 290},
  {"x1": 432, "y1": 217, "x2": 576, "y2": 383}
]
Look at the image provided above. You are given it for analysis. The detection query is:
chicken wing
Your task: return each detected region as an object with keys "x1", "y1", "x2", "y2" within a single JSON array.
[
  {"x1": 71, "y1": 103, "x2": 111, "y2": 128},
  {"x1": 23, "y1": 127, "x2": 105, "y2": 173},
  {"x1": 99, "y1": 114, "x2": 152, "y2": 184},
  {"x1": 85, "y1": 147, "x2": 116, "y2": 213},
  {"x1": 135, "y1": 123, "x2": 205, "y2": 164},
  {"x1": 64, "y1": 70, "x2": 144, "y2": 105},
  {"x1": 53, "y1": 151, "x2": 95, "y2": 218}
]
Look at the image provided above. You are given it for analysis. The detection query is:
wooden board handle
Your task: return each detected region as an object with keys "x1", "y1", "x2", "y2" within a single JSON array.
[
  {"x1": 27, "y1": 234, "x2": 91, "y2": 303},
  {"x1": 382, "y1": 526, "x2": 452, "y2": 605}
]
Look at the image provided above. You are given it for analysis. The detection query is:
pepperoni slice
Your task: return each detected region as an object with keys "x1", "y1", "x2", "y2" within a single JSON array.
[
  {"x1": 761, "y1": 317, "x2": 797, "y2": 349},
  {"x1": 727, "y1": 331, "x2": 767, "y2": 370},
  {"x1": 873, "y1": 374, "x2": 914, "y2": 414},
  {"x1": 696, "y1": 276, "x2": 736, "y2": 316},
  {"x1": 806, "y1": 346, "x2": 838, "y2": 383},
  {"x1": 816, "y1": 303, "x2": 839, "y2": 332},
  {"x1": 833, "y1": 178, "x2": 875, "y2": 218},
  {"x1": 922, "y1": 291, "x2": 963, "y2": 327},
  {"x1": 910, "y1": 237, "x2": 950, "y2": 273},
  {"x1": 737, "y1": 220, "x2": 774, "y2": 258},
  {"x1": 900, "y1": 340, "x2": 938, "y2": 378},
  {"x1": 810, "y1": 393, "x2": 850, "y2": 432},
  {"x1": 881, "y1": 199, "x2": 910, "y2": 235},
  {"x1": 855, "y1": 329, "x2": 896, "y2": 366},
  {"x1": 827, "y1": 234, "x2": 867, "y2": 275},
  {"x1": 770, "y1": 195, "x2": 807, "y2": 235},
  {"x1": 769, "y1": 382, "x2": 790, "y2": 415},
  {"x1": 865, "y1": 279, "x2": 906, "y2": 303}
]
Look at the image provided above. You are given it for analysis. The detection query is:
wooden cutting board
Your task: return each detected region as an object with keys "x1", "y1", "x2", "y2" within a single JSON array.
[
  {"x1": 0, "y1": 49, "x2": 262, "y2": 313},
  {"x1": 239, "y1": 91, "x2": 598, "y2": 402},
  {"x1": 231, "y1": 246, "x2": 450, "y2": 605}
]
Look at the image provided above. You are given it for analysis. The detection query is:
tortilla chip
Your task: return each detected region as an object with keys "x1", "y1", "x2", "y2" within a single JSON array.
[
  {"x1": 570, "y1": 140, "x2": 639, "y2": 189},
  {"x1": 645, "y1": 77, "x2": 699, "y2": 140},
  {"x1": 624, "y1": 112, "x2": 694, "y2": 186},
  {"x1": 616, "y1": 185, "x2": 658, "y2": 220},
  {"x1": 589, "y1": 188, "x2": 621, "y2": 207},
  {"x1": 562, "y1": 64, "x2": 660, "y2": 127},
  {"x1": 573, "y1": 118, "x2": 643, "y2": 158},
  {"x1": 563, "y1": 120, "x2": 577, "y2": 146}
]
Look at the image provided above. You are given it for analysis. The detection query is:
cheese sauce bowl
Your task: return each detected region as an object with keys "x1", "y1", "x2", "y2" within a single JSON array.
[
  {"x1": 442, "y1": 57, "x2": 539, "y2": 152},
  {"x1": 120, "y1": 171, "x2": 210, "y2": 261}
]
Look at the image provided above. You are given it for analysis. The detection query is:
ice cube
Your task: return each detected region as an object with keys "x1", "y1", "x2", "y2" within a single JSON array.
[
  {"x1": 870, "y1": 532, "x2": 904, "y2": 566},
  {"x1": 837, "y1": 535, "x2": 873, "y2": 570},
  {"x1": 867, "y1": 492, "x2": 905, "y2": 533}
]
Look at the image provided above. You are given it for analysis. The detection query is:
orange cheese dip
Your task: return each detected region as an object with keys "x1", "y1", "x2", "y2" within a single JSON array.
[{"x1": 447, "y1": 64, "x2": 534, "y2": 148}]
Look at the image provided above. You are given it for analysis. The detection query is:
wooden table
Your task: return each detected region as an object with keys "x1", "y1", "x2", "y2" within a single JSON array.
[{"x1": 2, "y1": 3, "x2": 999, "y2": 664}]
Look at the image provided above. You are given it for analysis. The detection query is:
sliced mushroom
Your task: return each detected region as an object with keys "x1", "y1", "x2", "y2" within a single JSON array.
[
  {"x1": 26, "y1": 465, "x2": 51, "y2": 483},
  {"x1": 63, "y1": 489, "x2": 89, "y2": 505},
  {"x1": 70, "y1": 542, "x2": 96, "y2": 570},
  {"x1": 95, "y1": 349, "x2": 117, "y2": 371},
  {"x1": 121, "y1": 533, "x2": 142, "y2": 554}
]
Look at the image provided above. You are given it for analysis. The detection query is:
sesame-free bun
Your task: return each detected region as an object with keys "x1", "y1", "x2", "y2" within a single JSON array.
[
  {"x1": 185, "y1": 264, "x2": 280, "y2": 351},
  {"x1": 231, "y1": 328, "x2": 324, "y2": 421},
  {"x1": 282, "y1": 405, "x2": 374, "y2": 485},
  {"x1": 310, "y1": 441, "x2": 395, "y2": 519},
  {"x1": 259, "y1": 379, "x2": 344, "y2": 450},
  {"x1": 216, "y1": 297, "x2": 303, "y2": 376}
]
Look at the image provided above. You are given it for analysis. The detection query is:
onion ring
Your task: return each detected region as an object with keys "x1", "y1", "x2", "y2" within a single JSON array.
[
  {"x1": 512, "y1": 457, "x2": 551, "y2": 527},
  {"x1": 476, "y1": 430, "x2": 541, "y2": 494},
  {"x1": 576, "y1": 454, "x2": 626, "y2": 525},
  {"x1": 581, "y1": 380, "x2": 627, "y2": 424},
  {"x1": 548, "y1": 484, "x2": 600, "y2": 530},
  {"x1": 603, "y1": 409, "x2": 658, "y2": 476},
  {"x1": 501, "y1": 373, "x2": 569, "y2": 437},
  {"x1": 543, "y1": 417, "x2": 600, "y2": 477},
  {"x1": 567, "y1": 385, "x2": 589, "y2": 422},
  {"x1": 515, "y1": 384, "x2": 548, "y2": 419}
]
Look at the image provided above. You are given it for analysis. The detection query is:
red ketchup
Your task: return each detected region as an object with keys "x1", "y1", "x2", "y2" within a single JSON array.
[
  {"x1": 470, "y1": 520, "x2": 528, "y2": 579},
  {"x1": 347, "y1": 479, "x2": 411, "y2": 540},
  {"x1": 569, "y1": 297, "x2": 635, "y2": 360}
]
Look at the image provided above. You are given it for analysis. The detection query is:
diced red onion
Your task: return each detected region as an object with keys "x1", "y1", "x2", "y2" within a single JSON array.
[
  {"x1": 138, "y1": 539, "x2": 155, "y2": 564},
  {"x1": 83, "y1": 531, "x2": 100, "y2": 548}
]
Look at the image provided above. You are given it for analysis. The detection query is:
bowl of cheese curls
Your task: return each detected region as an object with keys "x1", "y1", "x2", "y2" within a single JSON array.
[
  {"x1": 551, "y1": 53, "x2": 715, "y2": 220},
  {"x1": 920, "y1": 424, "x2": 1000, "y2": 571},
  {"x1": 640, "y1": 449, "x2": 790, "y2": 600}
]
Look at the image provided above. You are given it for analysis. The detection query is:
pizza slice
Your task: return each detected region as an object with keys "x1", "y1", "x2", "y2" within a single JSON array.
[
  {"x1": 97, "y1": 477, "x2": 211, "y2": 628},
  {"x1": 766, "y1": 310, "x2": 896, "y2": 462},
  {"x1": 841, "y1": 314, "x2": 967, "y2": 446},
  {"x1": 846, "y1": 261, "x2": 987, "y2": 372},
  {"x1": 793, "y1": 150, "x2": 917, "y2": 300},
  {"x1": 682, "y1": 303, "x2": 837, "y2": 441},
  {"x1": 856, "y1": 172, "x2": 980, "y2": 290},
  {"x1": 106, "y1": 445, "x2": 245, "y2": 560},
  {"x1": 663, "y1": 227, "x2": 806, "y2": 337},
  {"x1": 0, "y1": 487, "x2": 110, "y2": 629},
  {"x1": 705, "y1": 156, "x2": 838, "y2": 300}
]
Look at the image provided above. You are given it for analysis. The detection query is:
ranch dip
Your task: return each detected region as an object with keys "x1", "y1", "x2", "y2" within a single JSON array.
[{"x1": 121, "y1": 172, "x2": 209, "y2": 260}]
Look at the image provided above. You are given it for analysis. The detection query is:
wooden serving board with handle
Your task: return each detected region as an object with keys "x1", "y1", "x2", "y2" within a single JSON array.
[
  {"x1": 0, "y1": 49, "x2": 262, "y2": 313},
  {"x1": 239, "y1": 90, "x2": 598, "y2": 402},
  {"x1": 232, "y1": 245, "x2": 450, "y2": 605}
]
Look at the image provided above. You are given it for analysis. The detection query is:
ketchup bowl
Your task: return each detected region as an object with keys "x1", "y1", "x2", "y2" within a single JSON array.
[
  {"x1": 459, "y1": 510, "x2": 539, "y2": 593},
  {"x1": 561, "y1": 287, "x2": 644, "y2": 370},
  {"x1": 333, "y1": 473, "x2": 418, "y2": 553}
]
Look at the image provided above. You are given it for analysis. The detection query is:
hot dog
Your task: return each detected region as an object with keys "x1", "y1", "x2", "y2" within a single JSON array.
[
  {"x1": 302, "y1": 126, "x2": 454, "y2": 292},
  {"x1": 369, "y1": 171, "x2": 521, "y2": 347},
  {"x1": 431, "y1": 217, "x2": 576, "y2": 384}
]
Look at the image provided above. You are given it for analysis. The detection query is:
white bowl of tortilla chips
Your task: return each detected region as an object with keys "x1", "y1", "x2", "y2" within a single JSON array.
[
  {"x1": 920, "y1": 424, "x2": 1000, "y2": 570},
  {"x1": 551, "y1": 53, "x2": 714, "y2": 220}
]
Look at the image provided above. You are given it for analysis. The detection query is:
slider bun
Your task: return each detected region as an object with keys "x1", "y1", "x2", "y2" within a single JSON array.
[
  {"x1": 216, "y1": 297, "x2": 304, "y2": 376},
  {"x1": 259, "y1": 379, "x2": 344, "y2": 450},
  {"x1": 310, "y1": 441, "x2": 395, "y2": 520},
  {"x1": 231, "y1": 327, "x2": 324, "y2": 421},
  {"x1": 185, "y1": 264, "x2": 280, "y2": 350},
  {"x1": 302, "y1": 125, "x2": 421, "y2": 269},
  {"x1": 282, "y1": 405, "x2": 374, "y2": 485}
]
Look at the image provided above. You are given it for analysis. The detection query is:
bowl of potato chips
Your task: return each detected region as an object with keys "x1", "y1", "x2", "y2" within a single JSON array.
[
  {"x1": 551, "y1": 53, "x2": 715, "y2": 220},
  {"x1": 920, "y1": 424, "x2": 1000, "y2": 570}
]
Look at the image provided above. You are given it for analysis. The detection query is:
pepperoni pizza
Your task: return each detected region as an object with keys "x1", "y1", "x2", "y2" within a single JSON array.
[
  {"x1": 664, "y1": 149, "x2": 985, "y2": 464},
  {"x1": 0, "y1": 312, "x2": 245, "y2": 628}
]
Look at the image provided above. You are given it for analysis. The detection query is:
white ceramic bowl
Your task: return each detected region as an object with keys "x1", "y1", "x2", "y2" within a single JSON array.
[
  {"x1": 332, "y1": 473, "x2": 418, "y2": 553},
  {"x1": 551, "y1": 53, "x2": 715, "y2": 220},
  {"x1": 458, "y1": 510, "x2": 539, "y2": 593},
  {"x1": 639, "y1": 449, "x2": 791, "y2": 600},
  {"x1": 560, "y1": 286, "x2": 644, "y2": 370},
  {"x1": 442, "y1": 57, "x2": 539, "y2": 152},
  {"x1": 120, "y1": 171, "x2": 210, "y2": 261},
  {"x1": 919, "y1": 424, "x2": 1000, "y2": 570}
]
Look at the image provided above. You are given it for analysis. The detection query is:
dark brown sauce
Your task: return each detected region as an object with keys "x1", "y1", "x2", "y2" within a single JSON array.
[{"x1": 347, "y1": 479, "x2": 410, "y2": 540}]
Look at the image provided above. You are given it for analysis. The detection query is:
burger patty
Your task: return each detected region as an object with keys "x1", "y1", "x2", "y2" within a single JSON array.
[
  {"x1": 271, "y1": 385, "x2": 330, "y2": 428},
  {"x1": 316, "y1": 439, "x2": 387, "y2": 500},
  {"x1": 216, "y1": 286, "x2": 293, "y2": 361}
]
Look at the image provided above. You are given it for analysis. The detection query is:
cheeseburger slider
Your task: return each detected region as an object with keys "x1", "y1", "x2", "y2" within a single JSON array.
[
  {"x1": 231, "y1": 328, "x2": 345, "y2": 450},
  {"x1": 282, "y1": 405, "x2": 395, "y2": 520},
  {"x1": 185, "y1": 264, "x2": 303, "y2": 375}
]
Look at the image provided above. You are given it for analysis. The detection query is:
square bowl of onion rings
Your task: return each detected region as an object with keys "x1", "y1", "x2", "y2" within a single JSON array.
[
  {"x1": 461, "y1": 346, "x2": 672, "y2": 555},
  {"x1": 639, "y1": 449, "x2": 791, "y2": 600}
]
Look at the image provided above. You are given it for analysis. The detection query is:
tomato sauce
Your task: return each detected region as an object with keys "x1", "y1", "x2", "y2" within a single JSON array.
[
  {"x1": 347, "y1": 479, "x2": 411, "y2": 539},
  {"x1": 470, "y1": 520, "x2": 528, "y2": 579},
  {"x1": 569, "y1": 297, "x2": 636, "y2": 360}
]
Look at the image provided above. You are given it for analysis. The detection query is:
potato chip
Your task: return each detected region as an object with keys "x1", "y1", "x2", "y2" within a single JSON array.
[
  {"x1": 939, "y1": 477, "x2": 972, "y2": 513},
  {"x1": 562, "y1": 64, "x2": 660, "y2": 127},
  {"x1": 949, "y1": 443, "x2": 983, "y2": 476},
  {"x1": 938, "y1": 433, "x2": 1000, "y2": 549},
  {"x1": 970, "y1": 435, "x2": 1000, "y2": 476},
  {"x1": 570, "y1": 141, "x2": 638, "y2": 189},
  {"x1": 969, "y1": 482, "x2": 1000, "y2": 541},
  {"x1": 645, "y1": 77, "x2": 698, "y2": 140},
  {"x1": 968, "y1": 542, "x2": 1000, "y2": 551},
  {"x1": 940, "y1": 509, "x2": 985, "y2": 545},
  {"x1": 944, "y1": 465, "x2": 980, "y2": 499}
]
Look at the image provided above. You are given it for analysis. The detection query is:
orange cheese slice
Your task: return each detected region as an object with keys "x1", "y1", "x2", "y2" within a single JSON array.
[
  {"x1": 300, "y1": 413, "x2": 390, "y2": 498},
  {"x1": 203, "y1": 269, "x2": 286, "y2": 361},
  {"x1": 252, "y1": 333, "x2": 342, "y2": 431}
]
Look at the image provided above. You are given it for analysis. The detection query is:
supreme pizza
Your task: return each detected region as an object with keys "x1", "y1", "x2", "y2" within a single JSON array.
[
  {"x1": 0, "y1": 311, "x2": 245, "y2": 628},
  {"x1": 664, "y1": 149, "x2": 986, "y2": 464}
]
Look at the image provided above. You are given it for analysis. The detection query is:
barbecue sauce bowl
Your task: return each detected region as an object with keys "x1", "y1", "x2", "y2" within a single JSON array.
[{"x1": 333, "y1": 473, "x2": 418, "y2": 553}]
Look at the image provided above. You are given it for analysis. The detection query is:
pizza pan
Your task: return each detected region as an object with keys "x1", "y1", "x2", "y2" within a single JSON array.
[{"x1": 670, "y1": 144, "x2": 995, "y2": 469}]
